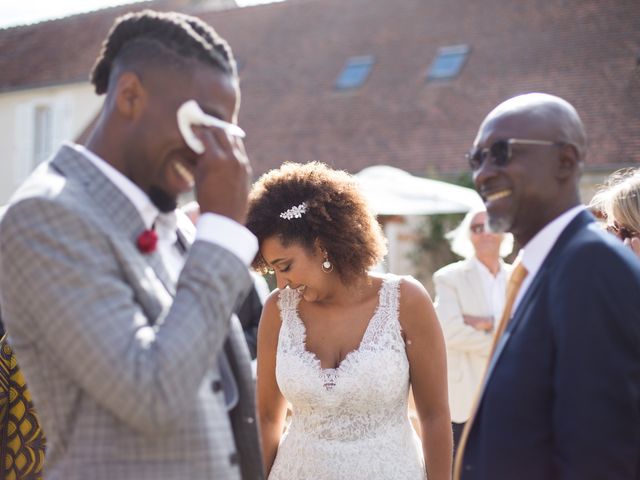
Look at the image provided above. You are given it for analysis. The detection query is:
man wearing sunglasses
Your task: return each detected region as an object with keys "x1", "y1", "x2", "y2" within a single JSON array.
[{"x1": 454, "y1": 93, "x2": 640, "y2": 479}]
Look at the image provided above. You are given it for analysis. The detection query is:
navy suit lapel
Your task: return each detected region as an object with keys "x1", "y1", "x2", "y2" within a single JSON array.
[
  {"x1": 51, "y1": 146, "x2": 176, "y2": 296},
  {"x1": 479, "y1": 210, "x2": 595, "y2": 397},
  {"x1": 481, "y1": 275, "x2": 545, "y2": 390},
  {"x1": 506, "y1": 210, "x2": 594, "y2": 337}
]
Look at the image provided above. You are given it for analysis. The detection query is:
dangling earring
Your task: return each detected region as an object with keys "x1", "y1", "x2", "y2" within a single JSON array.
[{"x1": 322, "y1": 252, "x2": 333, "y2": 273}]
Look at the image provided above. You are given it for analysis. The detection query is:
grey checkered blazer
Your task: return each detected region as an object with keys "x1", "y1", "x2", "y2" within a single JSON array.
[{"x1": 0, "y1": 145, "x2": 264, "y2": 480}]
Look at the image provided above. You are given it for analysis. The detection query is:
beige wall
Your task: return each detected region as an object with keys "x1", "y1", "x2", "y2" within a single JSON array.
[
  {"x1": 581, "y1": 170, "x2": 620, "y2": 205},
  {"x1": 383, "y1": 216, "x2": 422, "y2": 276},
  {"x1": 0, "y1": 82, "x2": 103, "y2": 205}
]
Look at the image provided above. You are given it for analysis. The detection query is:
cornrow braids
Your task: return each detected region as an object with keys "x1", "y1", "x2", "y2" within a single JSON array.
[
  {"x1": 90, "y1": 10, "x2": 236, "y2": 95},
  {"x1": 177, "y1": 13, "x2": 236, "y2": 74}
]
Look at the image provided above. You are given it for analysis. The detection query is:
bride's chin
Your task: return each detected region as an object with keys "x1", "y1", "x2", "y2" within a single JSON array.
[{"x1": 302, "y1": 290, "x2": 318, "y2": 303}]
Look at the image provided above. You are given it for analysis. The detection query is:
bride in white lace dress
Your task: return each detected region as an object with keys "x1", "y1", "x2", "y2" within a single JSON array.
[{"x1": 246, "y1": 162, "x2": 452, "y2": 480}]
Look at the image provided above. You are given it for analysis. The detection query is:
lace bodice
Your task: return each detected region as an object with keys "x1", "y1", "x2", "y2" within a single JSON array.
[{"x1": 269, "y1": 275, "x2": 426, "y2": 480}]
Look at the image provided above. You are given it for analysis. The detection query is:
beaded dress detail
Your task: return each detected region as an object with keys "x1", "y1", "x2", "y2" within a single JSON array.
[{"x1": 269, "y1": 275, "x2": 426, "y2": 479}]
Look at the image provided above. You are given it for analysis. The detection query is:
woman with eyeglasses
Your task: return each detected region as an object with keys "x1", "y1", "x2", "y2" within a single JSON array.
[
  {"x1": 432, "y1": 206, "x2": 514, "y2": 456},
  {"x1": 590, "y1": 168, "x2": 640, "y2": 258}
]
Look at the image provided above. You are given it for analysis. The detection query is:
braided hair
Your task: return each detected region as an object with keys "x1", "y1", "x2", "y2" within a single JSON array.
[{"x1": 90, "y1": 10, "x2": 237, "y2": 95}]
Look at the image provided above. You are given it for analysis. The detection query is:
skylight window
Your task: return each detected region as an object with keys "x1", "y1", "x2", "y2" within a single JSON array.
[
  {"x1": 427, "y1": 45, "x2": 469, "y2": 80},
  {"x1": 335, "y1": 55, "x2": 375, "y2": 90}
]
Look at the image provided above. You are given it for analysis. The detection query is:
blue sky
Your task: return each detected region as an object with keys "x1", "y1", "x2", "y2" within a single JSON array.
[{"x1": 0, "y1": 0, "x2": 283, "y2": 29}]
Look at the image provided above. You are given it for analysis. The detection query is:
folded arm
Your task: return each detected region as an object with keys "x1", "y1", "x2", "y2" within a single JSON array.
[{"x1": 433, "y1": 273, "x2": 493, "y2": 353}]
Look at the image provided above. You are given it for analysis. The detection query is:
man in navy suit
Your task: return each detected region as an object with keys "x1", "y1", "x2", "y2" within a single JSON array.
[{"x1": 455, "y1": 92, "x2": 640, "y2": 479}]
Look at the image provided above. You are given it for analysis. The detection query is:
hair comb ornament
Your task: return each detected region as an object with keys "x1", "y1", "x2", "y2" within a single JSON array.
[{"x1": 279, "y1": 202, "x2": 308, "y2": 220}]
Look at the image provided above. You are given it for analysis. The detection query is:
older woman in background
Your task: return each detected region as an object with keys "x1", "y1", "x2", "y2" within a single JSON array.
[{"x1": 590, "y1": 168, "x2": 640, "y2": 257}]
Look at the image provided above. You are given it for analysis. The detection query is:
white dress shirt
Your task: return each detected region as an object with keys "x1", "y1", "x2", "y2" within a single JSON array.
[
  {"x1": 69, "y1": 142, "x2": 258, "y2": 280},
  {"x1": 471, "y1": 256, "x2": 508, "y2": 322},
  {"x1": 513, "y1": 205, "x2": 585, "y2": 312}
]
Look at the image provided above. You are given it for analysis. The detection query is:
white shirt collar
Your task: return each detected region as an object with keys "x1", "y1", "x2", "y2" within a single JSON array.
[
  {"x1": 519, "y1": 204, "x2": 586, "y2": 280},
  {"x1": 67, "y1": 141, "x2": 160, "y2": 230},
  {"x1": 470, "y1": 256, "x2": 506, "y2": 278}
]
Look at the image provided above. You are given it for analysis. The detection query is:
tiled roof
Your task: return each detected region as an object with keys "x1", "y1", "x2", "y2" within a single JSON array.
[
  {"x1": 2, "y1": 0, "x2": 639, "y2": 177},
  {"x1": 0, "y1": 0, "x2": 233, "y2": 91}
]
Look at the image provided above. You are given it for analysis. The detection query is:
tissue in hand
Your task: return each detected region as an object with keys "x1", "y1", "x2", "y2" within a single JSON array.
[{"x1": 176, "y1": 100, "x2": 246, "y2": 154}]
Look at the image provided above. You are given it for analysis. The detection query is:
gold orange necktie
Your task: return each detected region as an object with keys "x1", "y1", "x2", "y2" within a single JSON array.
[
  {"x1": 453, "y1": 261, "x2": 528, "y2": 480},
  {"x1": 487, "y1": 262, "x2": 529, "y2": 358}
]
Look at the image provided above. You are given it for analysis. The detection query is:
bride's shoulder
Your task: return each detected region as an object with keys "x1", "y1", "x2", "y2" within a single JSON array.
[
  {"x1": 374, "y1": 274, "x2": 429, "y2": 301},
  {"x1": 263, "y1": 287, "x2": 301, "y2": 324},
  {"x1": 398, "y1": 274, "x2": 429, "y2": 295},
  {"x1": 392, "y1": 276, "x2": 436, "y2": 324},
  {"x1": 262, "y1": 289, "x2": 285, "y2": 320}
]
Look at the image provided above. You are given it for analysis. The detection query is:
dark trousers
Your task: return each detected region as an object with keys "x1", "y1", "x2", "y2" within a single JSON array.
[{"x1": 452, "y1": 421, "x2": 466, "y2": 458}]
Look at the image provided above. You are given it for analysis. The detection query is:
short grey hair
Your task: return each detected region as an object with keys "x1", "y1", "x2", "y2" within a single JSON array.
[{"x1": 446, "y1": 206, "x2": 514, "y2": 259}]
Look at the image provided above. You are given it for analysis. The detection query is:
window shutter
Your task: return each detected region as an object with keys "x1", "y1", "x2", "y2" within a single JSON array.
[{"x1": 13, "y1": 102, "x2": 34, "y2": 185}]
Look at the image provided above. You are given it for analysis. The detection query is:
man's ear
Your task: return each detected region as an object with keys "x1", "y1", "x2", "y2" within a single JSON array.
[
  {"x1": 556, "y1": 143, "x2": 580, "y2": 181},
  {"x1": 113, "y1": 72, "x2": 146, "y2": 120}
]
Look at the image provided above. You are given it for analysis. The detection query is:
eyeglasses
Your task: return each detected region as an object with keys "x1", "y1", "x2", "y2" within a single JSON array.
[
  {"x1": 466, "y1": 138, "x2": 564, "y2": 171},
  {"x1": 606, "y1": 222, "x2": 638, "y2": 241},
  {"x1": 470, "y1": 223, "x2": 485, "y2": 234}
]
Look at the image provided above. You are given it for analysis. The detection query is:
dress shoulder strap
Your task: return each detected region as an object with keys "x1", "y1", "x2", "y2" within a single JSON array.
[
  {"x1": 378, "y1": 274, "x2": 402, "y2": 314},
  {"x1": 277, "y1": 287, "x2": 301, "y2": 313},
  {"x1": 363, "y1": 274, "x2": 406, "y2": 353},
  {"x1": 275, "y1": 288, "x2": 305, "y2": 353}
]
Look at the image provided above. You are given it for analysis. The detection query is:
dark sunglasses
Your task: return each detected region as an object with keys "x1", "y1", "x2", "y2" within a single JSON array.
[
  {"x1": 607, "y1": 222, "x2": 638, "y2": 241},
  {"x1": 470, "y1": 223, "x2": 485, "y2": 234},
  {"x1": 466, "y1": 138, "x2": 564, "y2": 171}
]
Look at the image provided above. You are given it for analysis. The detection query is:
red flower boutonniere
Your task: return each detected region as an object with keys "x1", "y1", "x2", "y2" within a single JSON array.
[{"x1": 136, "y1": 229, "x2": 158, "y2": 254}]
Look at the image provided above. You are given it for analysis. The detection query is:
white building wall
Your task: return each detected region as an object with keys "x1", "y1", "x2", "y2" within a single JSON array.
[
  {"x1": 383, "y1": 216, "x2": 421, "y2": 276},
  {"x1": 0, "y1": 82, "x2": 103, "y2": 204}
]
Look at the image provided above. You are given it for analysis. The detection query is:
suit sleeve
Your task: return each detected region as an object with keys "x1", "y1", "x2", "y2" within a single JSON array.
[
  {"x1": 0, "y1": 197, "x2": 252, "y2": 434},
  {"x1": 550, "y1": 243, "x2": 640, "y2": 479},
  {"x1": 433, "y1": 268, "x2": 493, "y2": 354}
]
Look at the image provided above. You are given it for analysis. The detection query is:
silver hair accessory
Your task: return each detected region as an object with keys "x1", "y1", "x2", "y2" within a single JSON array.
[{"x1": 279, "y1": 202, "x2": 308, "y2": 220}]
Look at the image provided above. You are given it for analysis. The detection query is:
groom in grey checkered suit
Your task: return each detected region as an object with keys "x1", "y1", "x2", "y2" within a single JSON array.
[{"x1": 0, "y1": 10, "x2": 263, "y2": 480}]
